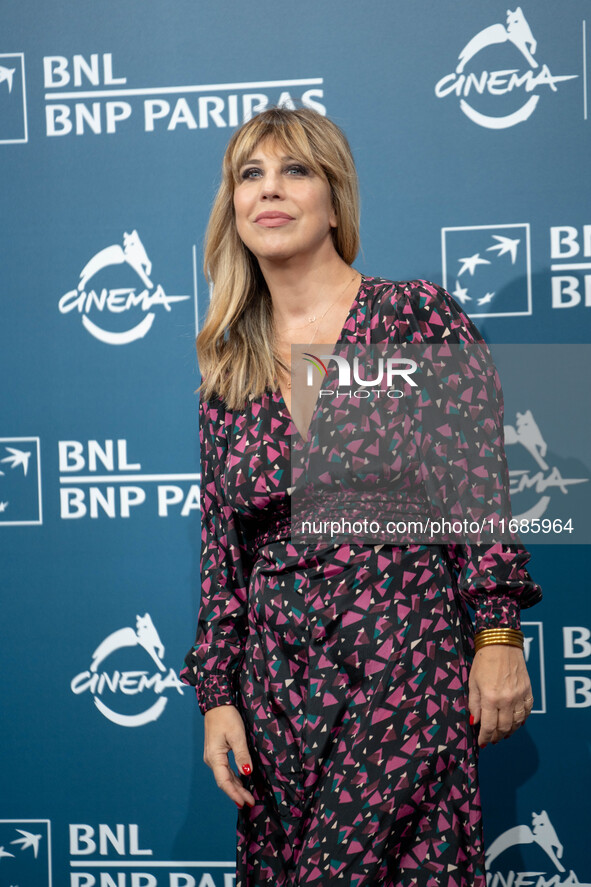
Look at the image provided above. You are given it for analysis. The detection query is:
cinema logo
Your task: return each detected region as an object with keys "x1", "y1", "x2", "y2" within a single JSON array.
[
  {"x1": 58, "y1": 231, "x2": 190, "y2": 345},
  {"x1": 506, "y1": 409, "x2": 588, "y2": 524},
  {"x1": 43, "y1": 52, "x2": 325, "y2": 136},
  {"x1": 486, "y1": 810, "x2": 588, "y2": 885},
  {"x1": 435, "y1": 7, "x2": 577, "y2": 128},
  {"x1": 59, "y1": 439, "x2": 200, "y2": 520},
  {"x1": 71, "y1": 613, "x2": 184, "y2": 727}
]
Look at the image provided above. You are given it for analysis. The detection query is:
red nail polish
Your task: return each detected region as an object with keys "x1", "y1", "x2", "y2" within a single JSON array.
[
  {"x1": 235, "y1": 801, "x2": 243, "y2": 808},
  {"x1": 242, "y1": 764, "x2": 252, "y2": 776},
  {"x1": 469, "y1": 714, "x2": 475, "y2": 725}
]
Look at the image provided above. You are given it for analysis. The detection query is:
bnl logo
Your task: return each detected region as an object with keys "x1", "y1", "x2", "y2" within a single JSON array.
[
  {"x1": 0, "y1": 53, "x2": 28, "y2": 143},
  {"x1": 0, "y1": 438, "x2": 43, "y2": 525},
  {"x1": 441, "y1": 223, "x2": 532, "y2": 318},
  {"x1": 0, "y1": 820, "x2": 52, "y2": 886}
]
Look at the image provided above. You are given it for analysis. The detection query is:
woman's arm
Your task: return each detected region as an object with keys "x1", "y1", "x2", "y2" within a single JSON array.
[
  {"x1": 180, "y1": 395, "x2": 252, "y2": 713},
  {"x1": 395, "y1": 280, "x2": 542, "y2": 744},
  {"x1": 180, "y1": 394, "x2": 256, "y2": 807}
]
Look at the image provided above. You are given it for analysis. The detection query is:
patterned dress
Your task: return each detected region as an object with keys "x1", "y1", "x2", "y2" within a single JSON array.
[{"x1": 181, "y1": 277, "x2": 542, "y2": 887}]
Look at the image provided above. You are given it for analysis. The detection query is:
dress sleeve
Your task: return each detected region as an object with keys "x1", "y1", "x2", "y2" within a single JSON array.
[
  {"x1": 180, "y1": 395, "x2": 252, "y2": 713},
  {"x1": 394, "y1": 279, "x2": 543, "y2": 632}
]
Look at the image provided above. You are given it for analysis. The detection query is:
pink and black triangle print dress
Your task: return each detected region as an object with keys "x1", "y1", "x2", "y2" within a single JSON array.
[{"x1": 181, "y1": 277, "x2": 542, "y2": 887}]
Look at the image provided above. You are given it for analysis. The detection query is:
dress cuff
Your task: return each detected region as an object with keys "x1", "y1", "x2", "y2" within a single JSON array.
[
  {"x1": 195, "y1": 672, "x2": 237, "y2": 715},
  {"x1": 473, "y1": 594, "x2": 521, "y2": 633}
]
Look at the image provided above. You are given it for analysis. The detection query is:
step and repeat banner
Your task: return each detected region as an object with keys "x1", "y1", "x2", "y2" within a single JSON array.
[{"x1": 1, "y1": 1, "x2": 589, "y2": 884}]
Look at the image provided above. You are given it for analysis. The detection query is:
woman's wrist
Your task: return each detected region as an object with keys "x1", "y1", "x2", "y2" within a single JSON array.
[{"x1": 474, "y1": 627, "x2": 524, "y2": 653}]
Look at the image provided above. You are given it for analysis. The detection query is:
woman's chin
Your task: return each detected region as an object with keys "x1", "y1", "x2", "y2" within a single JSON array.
[{"x1": 252, "y1": 246, "x2": 300, "y2": 265}]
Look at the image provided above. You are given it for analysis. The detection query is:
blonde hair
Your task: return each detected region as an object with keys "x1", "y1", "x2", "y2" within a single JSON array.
[{"x1": 196, "y1": 107, "x2": 360, "y2": 410}]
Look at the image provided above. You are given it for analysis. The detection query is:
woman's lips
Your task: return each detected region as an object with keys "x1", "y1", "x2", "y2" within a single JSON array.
[{"x1": 254, "y1": 212, "x2": 294, "y2": 227}]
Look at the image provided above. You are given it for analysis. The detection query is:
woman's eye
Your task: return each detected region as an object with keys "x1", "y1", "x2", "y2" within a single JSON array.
[
  {"x1": 240, "y1": 167, "x2": 262, "y2": 180},
  {"x1": 239, "y1": 164, "x2": 309, "y2": 180}
]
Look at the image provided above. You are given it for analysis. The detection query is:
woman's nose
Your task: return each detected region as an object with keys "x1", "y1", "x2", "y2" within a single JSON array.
[{"x1": 260, "y1": 169, "x2": 283, "y2": 199}]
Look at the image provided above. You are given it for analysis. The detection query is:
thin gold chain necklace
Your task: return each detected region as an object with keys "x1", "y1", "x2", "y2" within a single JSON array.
[
  {"x1": 274, "y1": 270, "x2": 358, "y2": 337},
  {"x1": 276, "y1": 271, "x2": 358, "y2": 389}
]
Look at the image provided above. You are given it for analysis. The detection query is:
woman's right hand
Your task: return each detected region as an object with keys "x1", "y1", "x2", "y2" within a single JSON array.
[{"x1": 203, "y1": 705, "x2": 256, "y2": 808}]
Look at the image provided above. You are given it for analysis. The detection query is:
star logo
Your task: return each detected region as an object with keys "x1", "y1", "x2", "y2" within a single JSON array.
[
  {"x1": 0, "y1": 438, "x2": 42, "y2": 526},
  {"x1": 452, "y1": 281, "x2": 470, "y2": 304},
  {"x1": 0, "y1": 53, "x2": 28, "y2": 144},
  {"x1": 441, "y1": 223, "x2": 532, "y2": 317},
  {"x1": 0, "y1": 820, "x2": 51, "y2": 886}
]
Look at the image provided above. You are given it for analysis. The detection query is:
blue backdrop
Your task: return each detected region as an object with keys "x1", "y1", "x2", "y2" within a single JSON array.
[{"x1": 1, "y1": 1, "x2": 589, "y2": 884}]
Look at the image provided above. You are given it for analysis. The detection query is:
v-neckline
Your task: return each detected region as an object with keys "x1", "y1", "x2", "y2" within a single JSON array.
[{"x1": 274, "y1": 275, "x2": 367, "y2": 442}]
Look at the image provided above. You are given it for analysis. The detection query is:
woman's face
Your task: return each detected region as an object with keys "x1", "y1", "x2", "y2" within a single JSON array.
[{"x1": 232, "y1": 138, "x2": 337, "y2": 265}]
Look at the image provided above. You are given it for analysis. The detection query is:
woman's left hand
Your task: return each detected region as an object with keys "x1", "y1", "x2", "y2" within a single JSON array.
[{"x1": 468, "y1": 643, "x2": 534, "y2": 747}]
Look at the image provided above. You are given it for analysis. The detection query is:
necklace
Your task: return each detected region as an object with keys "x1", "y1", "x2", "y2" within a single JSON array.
[
  {"x1": 275, "y1": 271, "x2": 358, "y2": 337},
  {"x1": 276, "y1": 271, "x2": 359, "y2": 389}
]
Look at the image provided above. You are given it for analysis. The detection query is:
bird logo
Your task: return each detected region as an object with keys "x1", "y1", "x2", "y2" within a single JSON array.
[
  {"x1": 0, "y1": 66, "x2": 15, "y2": 92},
  {"x1": 0, "y1": 438, "x2": 42, "y2": 525},
  {"x1": 457, "y1": 253, "x2": 491, "y2": 277},
  {"x1": 487, "y1": 234, "x2": 520, "y2": 264},
  {"x1": 442, "y1": 223, "x2": 531, "y2": 316},
  {"x1": 0, "y1": 446, "x2": 31, "y2": 476},
  {"x1": 10, "y1": 829, "x2": 43, "y2": 858}
]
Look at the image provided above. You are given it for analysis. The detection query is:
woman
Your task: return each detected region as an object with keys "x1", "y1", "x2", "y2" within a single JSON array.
[{"x1": 181, "y1": 107, "x2": 542, "y2": 886}]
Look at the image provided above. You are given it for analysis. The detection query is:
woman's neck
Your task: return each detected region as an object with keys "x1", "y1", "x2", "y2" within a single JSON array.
[{"x1": 259, "y1": 249, "x2": 355, "y2": 328}]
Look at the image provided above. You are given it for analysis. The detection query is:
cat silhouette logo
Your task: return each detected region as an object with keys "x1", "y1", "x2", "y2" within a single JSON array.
[
  {"x1": 71, "y1": 613, "x2": 184, "y2": 727},
  {"x1": 0, "y1": 53, "x2": 28, "y2": 143},
  {"x1": 486, "y1": 810, "x2": 589, "y2": 885},
  {"x1": 441, "y1": 223, "x2": 532, "y2": 318},
  {"x1": 505, "y1": 409, "x2": 588, "y2": 528},
  {"x1": 0, "y1": 437, "x2": 42, "y2": 526},
  {"x1": 435, "y1": 8, "x2": 577, "y2": 128},
  {"x1": 58, "y1": 231, "x2": 190, "y2": 345},
  {"x1": 0, "y1": 819, "x2": 52, "y2": 886}
]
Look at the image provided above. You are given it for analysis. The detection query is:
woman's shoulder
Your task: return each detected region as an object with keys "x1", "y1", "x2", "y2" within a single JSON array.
[
  {"x1": 361, "y1": 276, "x2": 484, "y2": 344},
  {"x1": 361, "y1": 276, "x2": 463, "y2": 315},
  {"x1": 198, "y1": 388, "x2": 236, "y2": 434}
]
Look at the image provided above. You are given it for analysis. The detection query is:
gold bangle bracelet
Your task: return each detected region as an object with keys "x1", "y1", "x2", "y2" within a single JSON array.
[
  {"x1": 474, "y1": 628, "x2": 524, "y2": 653},
  {"x1": 474, "y1": 629, "x2": 523, "y2": 642},
  {"x1": 475, "y1": 629, "x2": 523, "y2": 639}
]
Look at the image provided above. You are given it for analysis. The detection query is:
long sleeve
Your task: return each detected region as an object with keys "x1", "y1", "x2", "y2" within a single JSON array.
[
  {"x1": 394, "y1": 279, "x2": 543, "y2": 631},
  {"x1": 180, "y1": 395, "x2": 252, "y2": 713}
]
